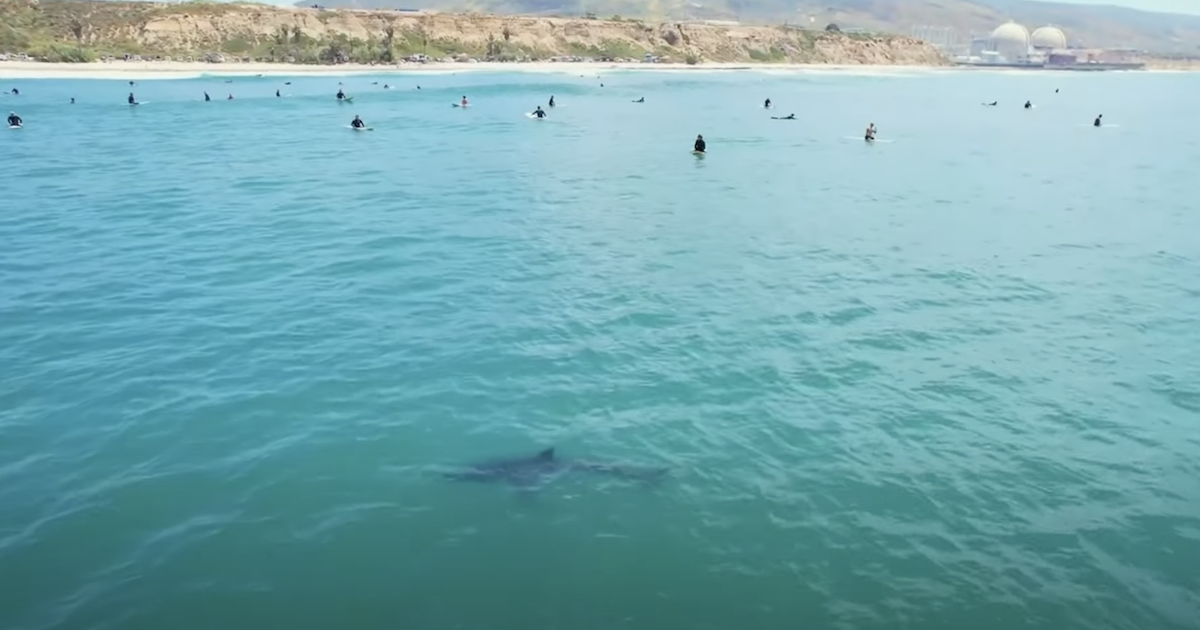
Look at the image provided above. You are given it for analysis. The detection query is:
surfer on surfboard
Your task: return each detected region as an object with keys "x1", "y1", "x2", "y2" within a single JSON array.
[
  {"x1": 772, "y1": 113, "x2": 796, "y2": 120},
  {"x1": 351, "y1": 115, "x2": 367, "y2": 129},
  {"x1": 531, "y1": 106, "x2": 547, "y2": 119},
  {"x1": 461, "y1": 95, "x2": 469, "y2": 107},
  {"x1": 865, "y1": 123, "x2": 877, "y2": 142},
  {"x1": 693, "y1": 134, "x2": 706, "y2": 153},
  {"x1": 764, "y1": 98, "x2": 772, "y2": 109},
  {"x1": 337, "y1": 88, "x2": 347, "y2": 101},
  {"x1": 127, "y1": 92, "x2": 136, "y2": 105},
  {"x1": 549, "y1": 95, "x2": 556, "y2": 107},
  {"x1": 7, "y1": 111, "x2": 21, "y2": 128},
  {"x1": 1093, "y1": 114, "x2": 1103, "y2": 127}
]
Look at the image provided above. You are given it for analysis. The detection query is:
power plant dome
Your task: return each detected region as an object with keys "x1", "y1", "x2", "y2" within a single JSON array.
[
  {"x1": 988, "y1": 21, "x2": 1030, "y2": 61},
  {"x1": 1031, "y1": 26, "x2": 1067, "y2": 49}
]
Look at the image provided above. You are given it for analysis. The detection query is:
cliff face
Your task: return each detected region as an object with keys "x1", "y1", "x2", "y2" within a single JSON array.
[{"x1": 0, "y1": 0, "x2": 948, "y2": 66}]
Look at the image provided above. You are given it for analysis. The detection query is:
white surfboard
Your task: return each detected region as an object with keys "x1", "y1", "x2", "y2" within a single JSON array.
[{"x1": 346, "y1": 125, "x2": 374, "y2": 131}]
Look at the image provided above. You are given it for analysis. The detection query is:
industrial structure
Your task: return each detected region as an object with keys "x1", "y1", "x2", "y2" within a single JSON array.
[{"x1": 913, "y1": 20, "x2": 1145, "y2": 71}]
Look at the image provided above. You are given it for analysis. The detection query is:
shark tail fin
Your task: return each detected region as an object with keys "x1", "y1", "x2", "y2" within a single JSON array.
[{"x1": 536, "y1": 447, "x2": 555, "y2": 461}]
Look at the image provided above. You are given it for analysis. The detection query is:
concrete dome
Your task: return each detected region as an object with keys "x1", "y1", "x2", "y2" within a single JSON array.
[
  {"x1": 1031, "y1": 26, "x2": 1067, "y2": 49},
  {"x1": 988, "y1": 21, "x2": 1030, "y2": 60},
  {"x1": 990, "y1": 22, "x2": 1030, "y2": 47}
]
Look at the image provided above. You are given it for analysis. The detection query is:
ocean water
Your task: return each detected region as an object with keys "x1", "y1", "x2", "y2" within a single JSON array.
[{"x1": 2, "y1": 67, "x2": 1199, "y2": 630}]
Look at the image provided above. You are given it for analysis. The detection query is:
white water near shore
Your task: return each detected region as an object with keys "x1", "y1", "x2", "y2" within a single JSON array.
[{"x1": 0, "y1": 59, "x2": 948, "y2": 80}]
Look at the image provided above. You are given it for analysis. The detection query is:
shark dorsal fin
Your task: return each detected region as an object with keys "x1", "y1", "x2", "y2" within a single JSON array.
[{"x1": 536, "y1": 447, "x2": 555, "y2": 461}]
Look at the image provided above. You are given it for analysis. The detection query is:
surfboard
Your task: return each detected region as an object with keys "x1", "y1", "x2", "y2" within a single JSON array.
[
  {"x1": 129, "y1": 102, "x2": 146, "y2": 106},
  {"x1": 452, "y1": 103, "x2": 469, "y2": 108},
  {"x1": 346, "y1": 125, "x2": 374, "y2": 131},
  {"x1": 525, "y1": 113, "x2": 546, "y2": 119},
  {"x1": 692, "y1": 150, "x2": 705, "y2": 156},
  {"x1": 8, "y1": 124, "x2": 21, "y2": 129}
]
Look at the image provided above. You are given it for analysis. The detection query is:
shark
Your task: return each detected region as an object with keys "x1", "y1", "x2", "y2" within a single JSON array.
[{"x1": 443, "y1": 447, "x2": 669, "y2": 488}]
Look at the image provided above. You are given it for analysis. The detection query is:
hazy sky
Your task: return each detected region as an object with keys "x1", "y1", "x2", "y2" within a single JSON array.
[{"x1": 1033, "y1": 0, "x2": 1200, "y2": 15}]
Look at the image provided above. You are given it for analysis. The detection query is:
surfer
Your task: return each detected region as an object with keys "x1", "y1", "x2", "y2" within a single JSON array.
[
  {"x1": 204, "y1": 91, "x2": 211, "y2": 102},
  {"x1": 549, "y1": 95, "x2": 555, "y2": 107},
  {"x1": 771, "y1": 113, "x2": 796, "y2": 120},
  {"x1": 70, "y1": 97, "x2": 75, "y2": 104},
  {"x1": 1024, "y1": 100, "x2": 1032, "y2": 109},
  {"x1": 633, "y1": 97, "x2": 644, "y2": 103},
  {"x1": 764, "y1": 98, "x2": 772, "y2": 108},
  {"x1": 383, "y1": 84, "x2": 390, "y2": 89},
  {"x1": 337, "y1": 88, "x2": 346, "y2": 100},
  {"x1": 983, "y1": 101, "x2": 997, "y2": 106},
  {"x1": 127, "y1": 92, "x2": 136, "y2": 105},
  {"x1": 276, "y1": 89, "x2": 280, "y2": 97},
  {"x1": 7, "y1": 111, "x2": 21, "y2": 127},
  {"x1": 532, "y1": 106, "x2": 547, "y2": 119},
  {"x1": 460, "y1": 95, "x2": 469, "y2": 107},
  {"x1": 1093, "y1": 114, "x2": 1102, "y2": 127},
  {"x1": 351, "y1": 115, "x2": 366, "y2": 129},
  {"x1": 227, "y1": 94, "x2": 234, "y2": 100},
  {"x1": 865, "y1": 123, "x2": 877, "y2": 142},
  {"x1": 693, "y1": 134, "x2": 706, "y2": 153},
  {"x1": 9, "y1": 88, "x2": 18, "y2": 95}
]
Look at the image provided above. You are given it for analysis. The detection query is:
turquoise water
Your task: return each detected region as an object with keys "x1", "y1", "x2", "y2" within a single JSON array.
[{"x1": 2, "y1": 68, "x2": 1200, "y2": 630}]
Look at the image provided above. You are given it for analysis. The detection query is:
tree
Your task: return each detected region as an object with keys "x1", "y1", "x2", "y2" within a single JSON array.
[{"x1": 825, "y1": 23, "x2": 840, "y2": 32}]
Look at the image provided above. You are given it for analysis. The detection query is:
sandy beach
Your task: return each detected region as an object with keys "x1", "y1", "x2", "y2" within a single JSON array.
[{"x1": 0, "y1": 59, "x2": 944, "y2": 80}]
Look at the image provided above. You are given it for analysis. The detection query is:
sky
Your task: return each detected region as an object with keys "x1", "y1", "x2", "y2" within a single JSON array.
[{"x1": 1033, "y1": 0, "x2": 1200, "y2": 15}]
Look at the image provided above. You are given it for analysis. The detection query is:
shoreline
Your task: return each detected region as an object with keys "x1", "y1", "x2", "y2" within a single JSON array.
[
  {"x1": 2, "y1": 59, "x2": 1190, "y2": 80},
  {"x1": 0, "y1": 60, "x2": 955, "y2": 80}
]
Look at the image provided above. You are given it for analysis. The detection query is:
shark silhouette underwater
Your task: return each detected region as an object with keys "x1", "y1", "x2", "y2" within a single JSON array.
[{"x1": 442, "y1": 447, "x2": 669, "y2": 488}]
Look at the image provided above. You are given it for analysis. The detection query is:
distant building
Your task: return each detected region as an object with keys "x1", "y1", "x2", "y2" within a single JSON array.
[
  {"x1": 1031, "y1": 26, "x2": 1067, "y2": 50},
  {"x1": 988, "y1": 21, "x2": 1030, "y2": 62}
]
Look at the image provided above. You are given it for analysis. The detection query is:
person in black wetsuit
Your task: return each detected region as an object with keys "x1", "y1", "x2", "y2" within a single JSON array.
[
  {"x1": 983, "y1": 101, "x2": 997, "y2": 106},
  {"x1": 351, "y1": 115, "x2": 366, "y2": 129},
  {"x1": 632, "y1": 97, "x2": 644, "y2": 103},
  {"x1": 337, "y1": 89, "x2": 346, "y2": 100},
  {"x1": 276, "y1": 89, "x2": 281, "y2": 97},
  {"x1": 1024, "y1": 100, "x2": 1032, "y2": 109},
  {"x1": 10, "y1": 88, "x2": 18, "y2": 96},
  {"x1": 70, "y1": 97, "x2": 75, "y2": 104},
  {"x1": 128, "y1": 92, "x2": 136, "y2": 104},
  {"x1": 204, "y1": 91, "x2": 211, "y2": 101},
  {"x1": 7, "y1": 112, "x2": 21, "y2": 127},
  {"x1": 764, "y1": 98, "x2": 772, "y2": 108},
  {"x1": 1093, "y1": 114, "x2": 1102, "y2": 127},
  {"x1": 693, "y1": 134, "x2": 706, "y2": 153},
  {"x1": 549, "y1": 95, "x2": 556, "y2": 107},
  {"x1": 772, "y1": 113, "x2": 795, "y2": 120},
  {"x1": 532, "y1": 106, "x2": 547, "y2": 118}
]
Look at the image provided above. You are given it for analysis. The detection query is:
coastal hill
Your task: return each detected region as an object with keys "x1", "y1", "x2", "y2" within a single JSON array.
[
  {"x1": 0, "y1": 0, "x2": 945, "y2": 64},
  {"x1": 308, "y1": 0, "x2": 1200, "y2": 54}
]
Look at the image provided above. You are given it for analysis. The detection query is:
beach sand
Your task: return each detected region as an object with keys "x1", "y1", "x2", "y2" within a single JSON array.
[{"x1": 0, "y1": 59, "x2": 942, "y2": 80}]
